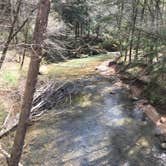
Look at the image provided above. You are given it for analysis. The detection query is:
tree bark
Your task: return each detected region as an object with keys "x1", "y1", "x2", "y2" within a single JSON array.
[
  {"x1": 20, "y1": 22, "x2": 29, "y2": 70},
  {"x1": 8, "y1": 0, "x2": 50, "y2": 166},
  {"x1": 135, "y1": 0, "x2": 147, "y2": 60},
  {"x1": 0, "y1": 0, "x2": 22, "y2": 70},
  {"x1": 128, "y1": 0, "x2": 139, "y2": 63}
]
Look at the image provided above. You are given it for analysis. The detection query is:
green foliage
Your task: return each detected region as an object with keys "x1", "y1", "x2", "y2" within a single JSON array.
[
  {"x1": 53, "y1": 0, "x2": 89, "y2": 24},
  {"x1": 149, "y1": 94, "x2": 162, "y2": 105},
  {"x1": 2, "y1": 71, "x2": 18, "y2": 86},
  {"x1": 144, "y1": 81, "x2": 165, "y2": 105},
  {"x1": 100, "y1": 40, "x2": 118, "y2": 52}
]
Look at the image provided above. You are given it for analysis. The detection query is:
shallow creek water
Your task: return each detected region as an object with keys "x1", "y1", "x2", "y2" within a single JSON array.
[
  {"x1": 23, "y1": 75, "x2": 166, "y2": 166},
  {"x1": 1, "y1": 55, "x2": 166, "y2": 166}
]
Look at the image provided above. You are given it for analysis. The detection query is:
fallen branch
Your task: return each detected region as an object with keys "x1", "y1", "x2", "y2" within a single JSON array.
[{"x1": 0, "y1": 80, "x2": 79, "y2": 138}]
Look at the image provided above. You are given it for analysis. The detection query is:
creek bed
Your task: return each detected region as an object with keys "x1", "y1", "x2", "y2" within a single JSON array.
[
  {"x1": 23, "y1": 75, "x2": 166, "y2": 166},
  {"x1": 1, "y1": 54, "x2": 166, "y2": 166}
]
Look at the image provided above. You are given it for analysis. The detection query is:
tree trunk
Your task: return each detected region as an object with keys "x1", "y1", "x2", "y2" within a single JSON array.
[
  {"x1": 0, "y1": 0, "x2": 22, "y2": 70},
  {"x1": 80, "y1": 23, "x2": 83, "y2": 37},
  {"x1": 128, "y1": 0, "x2": 138, "y2": 63},
  {"x1": 117, "y1": 0, "x2": 124, "y2": 57},
  {"x1": 20, "y1": 22, "x2": 29, "y2": 70},
  {"x1": 8, "y1": 0, "x2": 50, "y2": 166},
  {"x1": 135, "y1": 0, "x2": 147, "y2": 59}
]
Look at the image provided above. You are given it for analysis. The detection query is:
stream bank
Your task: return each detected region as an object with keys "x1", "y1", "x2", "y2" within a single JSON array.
[{"x1": 97, "y1": 58, "x2": 166, "y2": 147}]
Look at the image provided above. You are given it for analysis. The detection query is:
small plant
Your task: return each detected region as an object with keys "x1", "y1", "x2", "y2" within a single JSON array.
[
  {"x1": 2, "y1": 71, "x2": 18, "y2": 87},
  {"x1": 149, "y1": 95, "x2": 161, "y2": 105}
]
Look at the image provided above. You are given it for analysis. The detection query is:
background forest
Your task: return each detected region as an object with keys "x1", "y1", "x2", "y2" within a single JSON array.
[
  {"x1": 0, "y1": 0, "x2": 165, "y2": 78},
  {"x1": 0, "y1": 0, "x2": 165, "y2": 107}
]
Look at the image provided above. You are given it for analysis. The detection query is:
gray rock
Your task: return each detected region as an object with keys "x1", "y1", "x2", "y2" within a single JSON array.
[
  {"x1": 154, "y1": 127, "x2": 164, "y2": 137},
  {"x1": 131, "y1": 96, "x2": 139, "y2": 101},
  {"x1": 160, "y1": 143, "x2": 166, "y2": 150}
]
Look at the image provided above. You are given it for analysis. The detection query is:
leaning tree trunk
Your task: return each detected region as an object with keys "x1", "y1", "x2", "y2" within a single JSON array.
[
  {"x1": 8, "y1": 0, "x2": 50, "y2": 166},
  {"x1": 0, "y1": 0, "x2": 22, "y2": 70}
]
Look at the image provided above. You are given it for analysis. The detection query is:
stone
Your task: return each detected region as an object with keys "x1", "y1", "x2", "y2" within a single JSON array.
[
  {"x1": 154, "y1": 127, "x2": 164, "y2": 137},
  {"x1": 110, "y1": 91, "x2": 116, "y2": 94},
  {"x1": 131, "y1": 96, "x2": 139, "y2": 101},
  {"x1": 160, "y1": 143, "x2": 166, "y2": 150}
]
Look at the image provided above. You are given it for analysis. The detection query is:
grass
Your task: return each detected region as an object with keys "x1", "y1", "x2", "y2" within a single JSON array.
[
  {"x1": 0, "y1": 51, "x2": 29, "y2": 88},
  {"x1": 40, "y1": 54, "x2": 114, "y2": 80},
  {"x1": 2, "y1": 70, "x2": 19, "y2": 86}
]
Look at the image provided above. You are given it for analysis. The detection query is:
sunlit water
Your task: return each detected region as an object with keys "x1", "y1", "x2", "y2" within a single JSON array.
[{"x1": 23, "y1": 75, "x2": 166, "y2": 166}]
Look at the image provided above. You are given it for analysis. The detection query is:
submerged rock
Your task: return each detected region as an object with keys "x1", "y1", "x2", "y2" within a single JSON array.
[
  {"x1": 131, "y1": 96, "x2": 139, "y2": 101},
  {"x1": 110, "y1": 91, "x2": 116, "y2": 94},
  {"x1": 154, "y1": 127, "x2": 164, "y2": 137}
]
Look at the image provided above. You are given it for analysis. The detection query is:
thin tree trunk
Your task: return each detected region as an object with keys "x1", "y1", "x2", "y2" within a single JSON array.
[
  {"x1": 75, "y1": 22, "x2": 77, "y2": 38},
  {"x1": 20, "y1": 22, "x2": 29, "y2": 70},
  {"x1": 0, "y1": 0, "x2": 22, "y2": 70},
  {"x1": 77, "y1": 22, "x2": 80, "y2": 37},
  {"x1": 135, "y1": 0, "x2": 147, "y2": 59},
  {"x1": 128, "y1": 0, "x2": 138, "y2": 63},
  {"x1": 117, "y1": 0, "x2": 124, "y2": 57},
  {"x1": 8, "y1": 0, "x2": 50, "y2": 166}
]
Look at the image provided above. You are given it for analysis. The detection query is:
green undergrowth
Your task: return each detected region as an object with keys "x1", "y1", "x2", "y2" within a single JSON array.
[
  {"x1": 0, "y1": 60, "x2": 29, "y2": 89},
  {"x1": 144, "y1": 82, "x2": 165, "y2": 106},
  {"x1": 0, "y1": 69, "x2": 27, "y2": 88},
  {"x1": 2, "y1": 71, "x2": 19, "y2": 87},
  {"x1": 40, "y1": 54, "x2": 113, "y2": 80}
]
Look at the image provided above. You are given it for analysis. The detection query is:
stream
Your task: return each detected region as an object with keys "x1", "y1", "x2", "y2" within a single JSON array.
[
  {"x1": 23, "y1": 77, "x2": 166, "y2": 165},
  {"x1": 1, "y1": 54, "x2": 166, "y2": 166}
]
